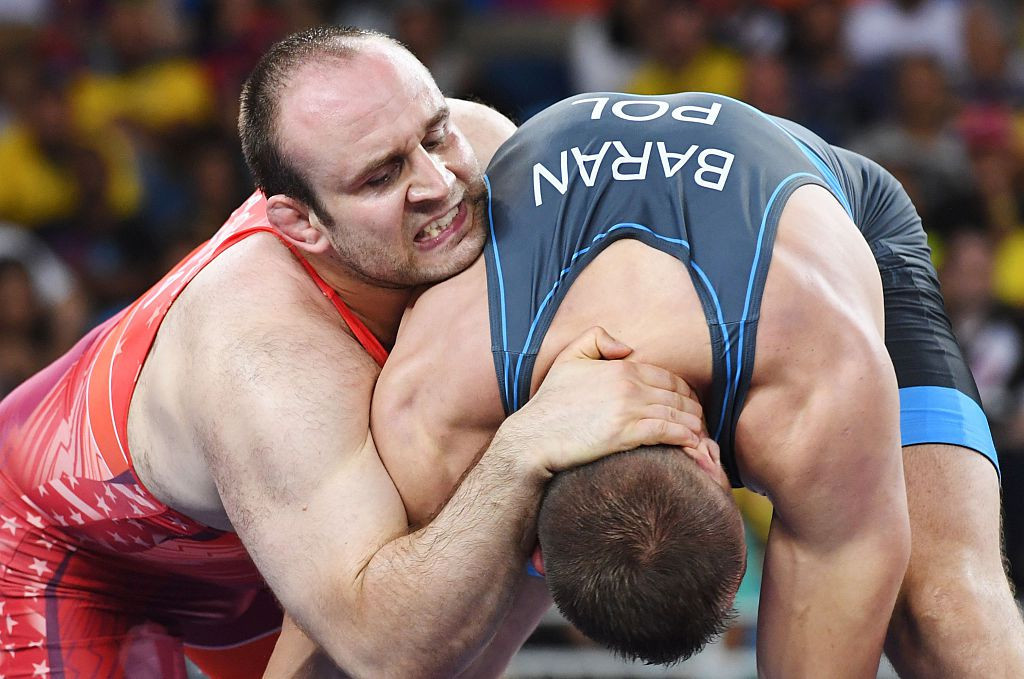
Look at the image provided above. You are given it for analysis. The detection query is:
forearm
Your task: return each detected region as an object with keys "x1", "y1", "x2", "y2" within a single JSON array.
[
  {"x1": 452, "y1": 576, "x2": 552, "y2": 679},
  {"x1": 269, "y1": 575, "x2": 549, "y2": 679},
  {"x1": 338, "y1": 433, "x2": 546, "y2": 677},
  {"x1": 756, "y1": 529, "x2": 909, "y2": 678}
]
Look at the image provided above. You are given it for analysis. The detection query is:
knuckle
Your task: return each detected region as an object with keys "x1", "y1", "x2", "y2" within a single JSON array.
[
  {"x1": 648, "y1": 419, "x2": 668, "y2": 439},
  {"x1": 608, "y1": 361, "x2": 630, "y2": 377}
]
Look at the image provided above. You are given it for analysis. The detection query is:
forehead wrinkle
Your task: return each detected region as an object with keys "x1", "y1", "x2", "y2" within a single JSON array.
[{"x1": 278, "y1": 51, "x2": 439, "y2": 186}]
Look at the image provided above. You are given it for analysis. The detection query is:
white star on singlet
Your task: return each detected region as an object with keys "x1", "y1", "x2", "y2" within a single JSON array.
[
  {"x1": 95, "y1": 495, "x2": 111, "y2": 515},
  {"x1": 27, "y1": 559, "x2": 50, "y2": 578}
]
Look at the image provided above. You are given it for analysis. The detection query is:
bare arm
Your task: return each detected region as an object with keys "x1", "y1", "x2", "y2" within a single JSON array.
[
  {"x1": 200, "y1": 279, "x2": 701, "y2": 679},
  {"x1": 744, "y1": 344, "x2": 910, "y2": 678},
  {"x1": 452, "y1": 576, "x2": 552, "y2": 679}
]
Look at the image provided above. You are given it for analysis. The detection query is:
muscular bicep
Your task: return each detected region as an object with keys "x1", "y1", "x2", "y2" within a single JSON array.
[
  {"x1": 743, "y1": 337, "x2": 905, "y2": 541},
  {"x1": 740, "y1": 344, "x2": 909, "y2": 677},
  {"x1": 194, "y1": 311, "x2": 408, "y2": 637}
]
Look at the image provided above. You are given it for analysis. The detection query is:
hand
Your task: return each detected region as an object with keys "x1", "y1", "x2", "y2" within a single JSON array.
[{"x1": 496, "y1": 326, "x2": 704, "y2": 475}]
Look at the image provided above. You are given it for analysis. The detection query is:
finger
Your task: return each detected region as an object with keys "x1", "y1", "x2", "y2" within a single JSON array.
[
  {"x1": 590, "y1": 327, "x2": 634, "y2": 360},
  {"x1": 625, "y1": 381, "x2": 704, "y2": 422},
  {"x1": 627, "y1": 362, "x2": 698, "y2": 401},
  {"x1": 559, "y1": 326, "x2": 633, "y2": 362},
  {"x1": 639, "y1": 404, "x2": 703, "y2": 442},
  {"x1": 625, "y1": 419, "x2": 704, "y2": 448}
]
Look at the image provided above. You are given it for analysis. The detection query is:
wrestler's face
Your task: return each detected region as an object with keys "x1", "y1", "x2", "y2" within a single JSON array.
[{"x1": 277, "y1": 42, "x2": 486, "y2": 287}]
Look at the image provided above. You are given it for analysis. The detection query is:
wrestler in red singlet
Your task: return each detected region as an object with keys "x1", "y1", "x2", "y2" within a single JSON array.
[{"x1": 0, "y1": 192, "x2": 388, "y2": 678}]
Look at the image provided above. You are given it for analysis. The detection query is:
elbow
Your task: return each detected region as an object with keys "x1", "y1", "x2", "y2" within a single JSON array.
[
  {"x1": 890, "y1": 510, "x2": 912, "y2": 582},
  {"x1": 327, "y1": 638, "x2": 476, "y2": 679},
  {"x1": 872, "y1": 508, "x2": 911, "y2": 612}
]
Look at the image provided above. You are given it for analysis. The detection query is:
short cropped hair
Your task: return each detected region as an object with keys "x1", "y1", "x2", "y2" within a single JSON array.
[
  {"x1": 538, "y1": 445, "x2": 746, "y2": 665},
  {"x1": 237, "y1": 25, "x2": 397, "y2": 223}
]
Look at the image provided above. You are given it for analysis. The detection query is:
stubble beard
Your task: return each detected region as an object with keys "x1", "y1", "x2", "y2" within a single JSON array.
[{"x1": 330, "y1": 175, "x2": 488, "y2": 289}]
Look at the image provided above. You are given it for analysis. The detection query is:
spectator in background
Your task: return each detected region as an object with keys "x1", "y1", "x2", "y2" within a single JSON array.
[
  {"x1": 742, "y1": 53, "x2": 793, "y2": 119},
  {"x1": 70, "y1": 0, "x2": 213, "y2": 137},
  {"x1": 568, "y1": 0, "x2": 653, "y2": 93},
  {"x1": 960, "y1": 1, "x2": 1024, "y2": 106},
  {"x1": 626, "y1": 0, "x2": 745, "y2": 98},
  {"x1": 848, "y1": 54, "x2": 973, "y2": 231},
  {"x1": 166, "y1": 127, "x2": 251, "y2": 251},
  {"x1": 784, "y1": 0, "x2": 863, "y2": 143},
  {"x1": 940, "y1": 229, "x2": 1024, "y2": 441},
  {"x1": 843, "y1": 0, "x2": 969, "y2": 82},
  {"x1": 195, "y1": 0, "x2": 286, "y2": 138},
  {"x1": 42, "y1": 144, "x2": 156, "y2": 322},
  {"x1": 958, "y1": 105, "x2": 1024, "y2": 308},
  {"x1": 69, "y1": 0, "x2": 215, "y2": 237},
  {"x1": 0, "y1": 222, "x2": 87, "y2": 360},
  {"x1": 0, "y1": 67, "x2": 141, "y2": 229},
  {"x1": 712, "y1": 0, "x2": 787, "y2": 57},
  {"x1": 393, "y1": 0, "x2": 474, "y2": 96},
  {"x1": 0, "y1": 258, "x2": 50, "y2": 396}
]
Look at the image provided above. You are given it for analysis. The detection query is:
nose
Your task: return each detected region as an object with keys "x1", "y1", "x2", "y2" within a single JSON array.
[{"x1": 407, "y1": 145, "x2": 455, "y2": 203}]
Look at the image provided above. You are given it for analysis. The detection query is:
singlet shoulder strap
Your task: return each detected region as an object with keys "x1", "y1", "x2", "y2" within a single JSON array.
[{"x1": 233, "y1": 226, "x2": 389, "y2": 367}]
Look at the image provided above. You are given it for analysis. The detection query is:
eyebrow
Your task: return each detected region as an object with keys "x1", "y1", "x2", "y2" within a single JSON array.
[{"x1": 353, "y1": 105, "x2": 451, "y2": 182}]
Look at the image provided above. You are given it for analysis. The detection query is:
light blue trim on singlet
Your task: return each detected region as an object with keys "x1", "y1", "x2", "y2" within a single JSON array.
[
  {"x1": 484, "y1": 175, "x2": 514, "y2": 409},
  {"x1": 689, "y1": 261, "x2": 733, "y2": 441},
  {"x1": 506, "y1": 223, "x2": 729, "y2": 416},
  {"x1": 699, "y1": 91, "x2": 855, "y2": 219},
  {"x1": 789, "y1": 137, "x2": 854, "y2": 219},
  {"x1": 720, "y1": 172, "x2": 821, "y2": 440},
  {"x1": 899, "y1": 386, "x2": 1000, "y2": 475},
  {"x1": 511, "y1": 223, "x2": 690, "y2": 410}
]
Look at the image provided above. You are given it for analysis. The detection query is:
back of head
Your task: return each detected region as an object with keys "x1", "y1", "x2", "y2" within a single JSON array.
[{"x1": 537, "y1": 445, "x2": 745, "y2": 665}]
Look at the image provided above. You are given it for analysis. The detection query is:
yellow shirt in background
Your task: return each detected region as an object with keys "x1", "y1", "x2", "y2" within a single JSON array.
[
  {"x1": 994, "y1": 230, "x2": 1024, "y2": 308},
  {"x1": 71, "y1": 59, "x2": 214, "y2": 134},
  {"x1": 0, "y1": 124, "x2": 141, "y2": 227},
  {"x1": 626, "y1": 47, "x2": 745, "y2": 99}
]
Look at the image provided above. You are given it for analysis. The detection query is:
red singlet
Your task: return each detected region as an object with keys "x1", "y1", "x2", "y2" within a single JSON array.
[{"x1": 0, "y1": 192, "x2": 387, "y2": 678}]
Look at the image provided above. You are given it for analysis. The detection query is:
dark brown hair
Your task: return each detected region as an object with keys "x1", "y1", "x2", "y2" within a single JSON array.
[{"x1": 538, "y1": 445, "x2": 746, "y2": 665}]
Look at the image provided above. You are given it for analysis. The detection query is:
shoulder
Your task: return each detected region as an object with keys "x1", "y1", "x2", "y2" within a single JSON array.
[
  {"x1": 737, "y1": 184, "x2": 898, "y2": 483},
  {"x1": 171, "y1": 232, "x2": 381, "y2": 425},
  {"x1": 447, "y1": 98, "x2": 517, "y2": 167}
]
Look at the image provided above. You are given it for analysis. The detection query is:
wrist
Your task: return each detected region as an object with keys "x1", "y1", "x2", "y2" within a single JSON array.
[{"x1": 488, "y1": 421, "x2": 552, "y2": 487}]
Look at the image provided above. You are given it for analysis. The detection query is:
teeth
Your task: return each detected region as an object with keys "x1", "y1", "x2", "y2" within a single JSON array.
[{"x1": 420, "y1": 205, "x2": 458, "y2": 240}]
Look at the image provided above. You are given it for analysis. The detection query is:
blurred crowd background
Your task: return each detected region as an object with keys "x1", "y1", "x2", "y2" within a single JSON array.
[{"x1": 2, "y1": 0, "x2": 1024, "y2": 674}]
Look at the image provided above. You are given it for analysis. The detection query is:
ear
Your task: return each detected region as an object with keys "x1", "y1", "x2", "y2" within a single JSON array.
[
  {"x1": 266, "y1": 194, "x2": 331, "y2": 255},
  {"x1": 530, "y1": 543, "x2": 546, "y2": 577}
]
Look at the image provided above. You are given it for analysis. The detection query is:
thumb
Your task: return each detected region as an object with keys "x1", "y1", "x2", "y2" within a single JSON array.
[{"x1": 560, "y1": 326, "x2": 633, "y2": 362}]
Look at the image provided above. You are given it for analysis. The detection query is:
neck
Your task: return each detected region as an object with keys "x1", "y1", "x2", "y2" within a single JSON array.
[{"x1": 305, "y1": 254, "x2": 414, "y2": 349}]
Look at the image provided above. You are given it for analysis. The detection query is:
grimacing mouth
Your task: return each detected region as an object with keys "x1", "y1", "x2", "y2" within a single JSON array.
[{"x1": 415, "y1": 201, "x2": 461, "y2": 241}]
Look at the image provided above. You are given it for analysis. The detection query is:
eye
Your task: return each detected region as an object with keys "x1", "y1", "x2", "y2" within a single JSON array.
[
  {"x1": 423, "y1": 126, "x2": 448, "y2": 151},
  {"x1": 367, "y1": 161, "x2": 401, "y2": 187}
]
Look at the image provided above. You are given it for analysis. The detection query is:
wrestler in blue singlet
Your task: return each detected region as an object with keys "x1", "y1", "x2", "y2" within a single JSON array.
[{"x1": 482, "y1": 92, "x2": 997, "y2": 486}]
